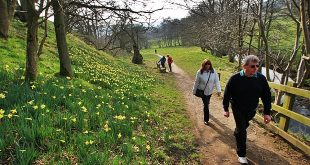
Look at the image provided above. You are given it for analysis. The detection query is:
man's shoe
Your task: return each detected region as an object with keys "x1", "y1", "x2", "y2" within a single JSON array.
[
  {"x1": 238, "y1": 157, "x2": 248, "y2": 164},
  {"x1": 204, "y1": 121, "x2": 209, "y2": 125}
]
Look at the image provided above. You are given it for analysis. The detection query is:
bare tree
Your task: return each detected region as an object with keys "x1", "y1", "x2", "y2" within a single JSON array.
[{"x1": 0, "y1": 0, "x2": 17, "y2": 39}]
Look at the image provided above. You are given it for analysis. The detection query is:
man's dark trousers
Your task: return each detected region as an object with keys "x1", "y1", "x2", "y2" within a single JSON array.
[{"x1": 232, "y1": 107, "x2": 256, "y2": 157}]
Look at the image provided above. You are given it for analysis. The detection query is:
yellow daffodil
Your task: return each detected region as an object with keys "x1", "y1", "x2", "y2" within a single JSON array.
[
  {"x1": 0, "y1": 93, "x2": 5, "y2": 99},
  {"x1": 78, "y1": 101, "x2": 82, "y2": 105},
  {"x1": 30, "y1": 85, "x2": 36, "y2": 89},
  {"x1": 71, "y1": 118, "x2": 76, "y2": 123},
  {"x1": 52, "y1": 96, "x2": 56, "y2": 99},
  {"x1": 60, "y1": 140, "x2": 65, "y2": 143},
  {"x1": 146, "y1": 145, "x2": 151, "y2": 151},
  {"x1": 40, "y1": 104, "x2": 46, "y2": 109},
  {"x1": 0, "y1": 109, "x2": 5, "y2": 114},
  {"x1": 10, "y1": 109, "x2": 17, "y2": 114},
  {"x1": 8, "y1": 113, "x2": 13, "y2": 119},
  {"x1": 83, "y1": 130, "x2": 88, "y2": 134},
  {"x1": 25, "y1": 117, "x2": 32, "y2": 121},
  {"x1": 96, "y1": 104, "x2": 101, "y2": 108},
  {"x1": 33, "y1": 105, "x2": 38, "y2": 110},
  {"x1": 27, "y1": 100, "x2": 34, "y2": 105},
  {"x1": 81, "y1": 106, "x2": 88, "y2": 112},
  {"x1": 104, "y1": 123, "x2": 110, "y2": 132},
  {"x1": 96, "y1": 112, "x2": 100, "y2": 115},
  {"x1": 134, "y1": 146, "x2": 141, "y2": 152},
  {"x1": 118, "y1": 133, "x2": 122, "y2": 139}
]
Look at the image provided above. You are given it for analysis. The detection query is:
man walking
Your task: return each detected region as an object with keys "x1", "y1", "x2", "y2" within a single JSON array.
[{"x1": 222, "y1": 55, "x2": 272, "y2": 164}]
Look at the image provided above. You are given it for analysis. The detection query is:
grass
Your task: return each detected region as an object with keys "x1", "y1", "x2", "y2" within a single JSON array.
[{"x1": 0, "y1": 20, "x2": 199, "y2": 164}]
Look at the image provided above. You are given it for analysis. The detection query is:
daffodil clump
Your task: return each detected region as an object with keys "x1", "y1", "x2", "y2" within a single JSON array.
[
  {"x1": 0, "y1": 35, "x2": 160, "y2": 164},
  {"x1": 0, "y1": 21, "x2": 198, "y2": 164}
]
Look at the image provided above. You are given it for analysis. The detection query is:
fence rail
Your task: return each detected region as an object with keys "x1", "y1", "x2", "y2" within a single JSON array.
[{"x1": 256, "y1": 82, "x2": 310, "y2": 156}]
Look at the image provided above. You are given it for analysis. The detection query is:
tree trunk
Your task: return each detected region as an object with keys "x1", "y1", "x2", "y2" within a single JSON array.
[
  {"x1": 0, "y1": 0, "x2": 17, "y2": 39},
  {"x1": 296, "y1": 0, "x2": 310, "y2": 87},
  {"x1": 52, "y1": 0, "x2": 74, "y2": 77},
  {"x1": 247, "y1": 20, "x2": 256, "y2": 55},
  {"x1": 38, "y1": 0, "x2": 49, "y2": 57},
  {"x1": 132, "y1": 44, "x2": 143, "y2": 64},
  {"x1": 258, "y1": 0, "x2": 271, "y2": 81},
  {"x1": 25, "y1": 0, "x2": 39, "y2": 81},
  {"x1": 301, "y1": 0, "x2": 310, "y2": 54}
]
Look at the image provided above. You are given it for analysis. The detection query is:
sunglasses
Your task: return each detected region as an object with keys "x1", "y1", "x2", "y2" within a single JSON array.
[{"x1": 249, "y1": 64, "x2": 259, "y2": 68}]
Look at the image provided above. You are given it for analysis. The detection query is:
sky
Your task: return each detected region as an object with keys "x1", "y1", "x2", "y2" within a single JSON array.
[
  {"x1": 149, "y1": 0, "x2": 191, "y2": 21},
  {"x1": 126, "y1": 0, "x2": 198, "y2": 25}
]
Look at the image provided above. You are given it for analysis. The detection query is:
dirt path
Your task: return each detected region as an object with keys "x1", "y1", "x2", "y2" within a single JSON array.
[{"x1": 168, "y1": 61, "x2": 309, "y2": 165}]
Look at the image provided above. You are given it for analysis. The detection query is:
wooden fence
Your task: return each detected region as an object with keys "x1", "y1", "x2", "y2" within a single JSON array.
[{"x1": 255, "y1": 82, "x2": 310, "y2": 156}]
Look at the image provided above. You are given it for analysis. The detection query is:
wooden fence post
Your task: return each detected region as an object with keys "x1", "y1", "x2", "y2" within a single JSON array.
[{"x1": 278, "y1": 82, "x2": 296, "y2": 131}]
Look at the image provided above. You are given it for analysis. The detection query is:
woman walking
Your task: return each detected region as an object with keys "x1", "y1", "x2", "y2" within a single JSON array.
[{"x1": 192, "y1": 59, "x2": 221, "y2": 125}]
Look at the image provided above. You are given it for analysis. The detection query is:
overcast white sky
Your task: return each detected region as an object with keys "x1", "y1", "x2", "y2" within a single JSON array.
[
  {"x1": 149, "y1": 0, "x2": 190, "y2": 20},
  {"x1": 124, "y1": 0, "x2": 198, "y2": 25}
]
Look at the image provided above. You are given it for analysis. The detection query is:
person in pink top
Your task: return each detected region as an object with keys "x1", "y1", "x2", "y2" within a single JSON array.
[{"x1": 167, "y1": 55, "x2": 173, "y2": 72}]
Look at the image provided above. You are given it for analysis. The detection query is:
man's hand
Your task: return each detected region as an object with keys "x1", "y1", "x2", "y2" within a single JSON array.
[
  {"x1": 224, "y1": 111, "x2": 229, "y2": 118},
  {"x1": 264, "y1": 115, "x2": 272, "y2": 124}
]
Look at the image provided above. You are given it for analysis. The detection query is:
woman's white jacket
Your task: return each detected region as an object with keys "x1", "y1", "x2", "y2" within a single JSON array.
[{"x1": 192, "y1": 69, "x2": 221, "y2": 96}]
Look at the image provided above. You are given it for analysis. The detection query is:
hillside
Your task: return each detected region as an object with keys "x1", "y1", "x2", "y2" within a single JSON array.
[{"x1": 0, "y1": 20, "x2": 198, "y2": 164}]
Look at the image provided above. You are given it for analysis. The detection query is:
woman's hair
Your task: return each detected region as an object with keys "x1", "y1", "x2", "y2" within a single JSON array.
[
  {"x1": 200, "y1": 59, "x2": 214, "y2": 74},
  {"x1": 242, "y1": 55, "x2": 260, "y2": 65}
]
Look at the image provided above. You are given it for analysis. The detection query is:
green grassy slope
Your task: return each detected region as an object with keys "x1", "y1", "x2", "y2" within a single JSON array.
[{"x1": 0, "y1": 20, "x2": 198, "y2": 164}]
